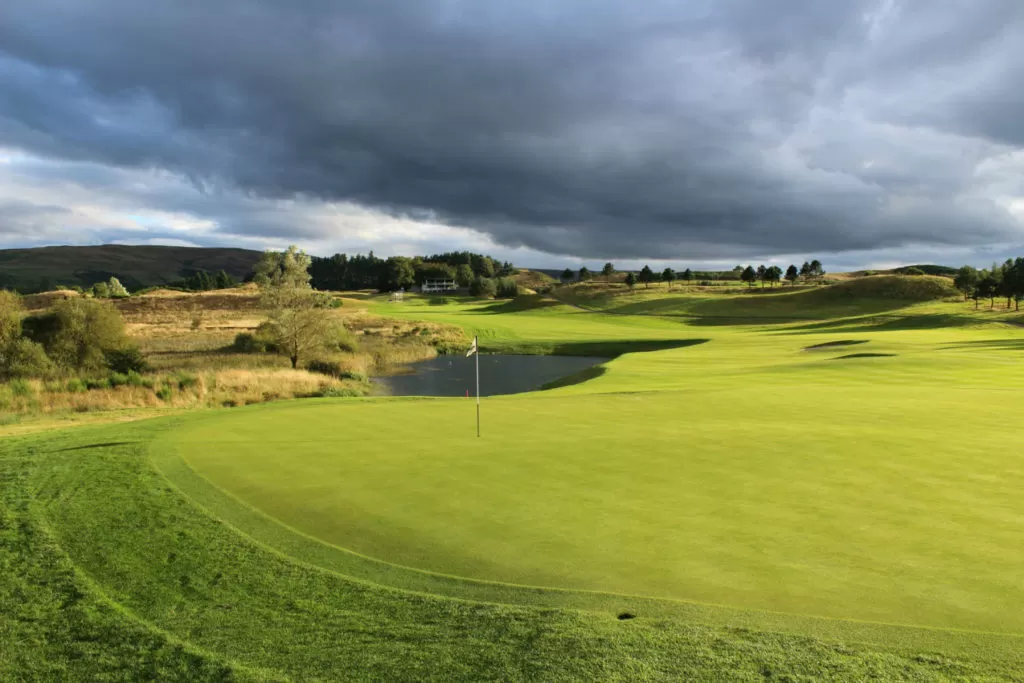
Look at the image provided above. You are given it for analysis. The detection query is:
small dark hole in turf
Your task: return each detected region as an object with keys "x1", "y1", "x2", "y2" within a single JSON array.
[{"x1": 617, "y1": 612, "x2": 636, "y2": 620}]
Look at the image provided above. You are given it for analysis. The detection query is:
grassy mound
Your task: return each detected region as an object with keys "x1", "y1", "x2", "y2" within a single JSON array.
[{"x1": 806, "y1": 275, "x2": 958, "y2": 302}]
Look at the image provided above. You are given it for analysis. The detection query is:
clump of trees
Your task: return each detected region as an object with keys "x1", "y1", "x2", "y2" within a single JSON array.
[
  {"x1": 0, "y1": 291, "x2": 144, "y2": 381},
  {"x1": 91, "y1": 276, "x2": 130, "y2": 299},
  {"x1": 563, "y1": 260, "x2": 826, "y2": 290},
  {"x1": 959, "y1": 259, "x2": 1024, "y2": 310},
  {"x1": 308, "y1": 250, "x2": 515, "y2": 292},
  {"x1": 179, "y1": 269, "x2": 238, "y2": 291}
]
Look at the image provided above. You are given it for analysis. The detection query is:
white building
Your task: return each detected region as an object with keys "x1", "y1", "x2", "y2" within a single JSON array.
[{"x1": 422, "y1": 278, "x2": 457, "y2": 293}]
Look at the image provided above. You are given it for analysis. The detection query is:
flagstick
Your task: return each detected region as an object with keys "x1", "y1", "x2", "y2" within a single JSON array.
[{"x1": 474, "y1": 335, "x2": 481, "y2": 438}]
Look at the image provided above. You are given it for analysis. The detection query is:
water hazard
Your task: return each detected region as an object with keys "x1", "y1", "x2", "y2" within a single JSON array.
[{"x1": 373, "y1": 354, "x2": 608, "y2": 397}]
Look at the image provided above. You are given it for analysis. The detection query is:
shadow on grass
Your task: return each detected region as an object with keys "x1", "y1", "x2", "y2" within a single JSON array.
[
  {"x1": 942, "y1": 339, "x2": 1024, "y2": 352},
  {"x1": 490, "y1": 338, "x2": 710, "y2": 357},
  {"x1": 783, "y1": 314, "x2": 983, "y2": 334},
  {"x1": 55, "y1": 441, "x2": 138, "y2": 452},
  {"x1": 804, "y1": 339, "x2": 869, "y2": 350},
  {"x1": 540, "y1": 365, "x2": 607, "y2": 390},
  {"x1": 832, "y1": 353, "x2": 898, "y2": 360}
]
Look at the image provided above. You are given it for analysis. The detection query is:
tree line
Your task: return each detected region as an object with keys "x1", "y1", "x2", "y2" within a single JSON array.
[
  {"x1": 954, "y1": 259, "x2": 1024, "y2": 310},
  {"x1": 559, "y1": 260, "x2": 826, "y2": 289},
  {"x1": 309, "y1": 251, "x2": 516, "y2": 292}
]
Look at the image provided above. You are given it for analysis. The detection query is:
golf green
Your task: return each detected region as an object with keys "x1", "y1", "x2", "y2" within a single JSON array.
[{"x1": 162, "y1": 304, "x2": 1024, "y2": 636}]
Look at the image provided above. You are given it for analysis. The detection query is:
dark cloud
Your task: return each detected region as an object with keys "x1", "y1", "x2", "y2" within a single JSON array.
[{"x1": 0, "y1": 0, "x2": 1022, "y2": 259}]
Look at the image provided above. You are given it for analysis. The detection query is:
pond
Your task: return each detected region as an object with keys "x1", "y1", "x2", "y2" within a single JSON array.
[{"x1": 373, "y1": 354, "x2": 608, "y2": 397}]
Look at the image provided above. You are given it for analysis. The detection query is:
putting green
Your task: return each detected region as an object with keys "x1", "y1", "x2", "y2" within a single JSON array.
[{"x1": 161, "y1": 300, "x2": 1024, "y2": 637}]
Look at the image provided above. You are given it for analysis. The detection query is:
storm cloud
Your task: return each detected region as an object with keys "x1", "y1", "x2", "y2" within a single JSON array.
[{"x1": 1, "y1": 0, "x2": 1023, "y2": 263}]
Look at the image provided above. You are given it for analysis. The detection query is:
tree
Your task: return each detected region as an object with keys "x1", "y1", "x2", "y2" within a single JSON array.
[
  {"x1": 638, "y1": 265, "x2": 654, "y2": 288},
  {"x1": 785, "y1": 264, "x2": 799, "y2": 286},
  {"x1": 809, "y1": 259, "x2": 825, "y2": 281},
  {"x1": 215, "y1": 270, "x2": 236, "y2": 289},
  {"x1": 469, "y1": 276, "x2": 497, "y2": 298},
  {"x1": 47, "y1": 298, "x2": 130, "y2": 373},
  {"x1": 560, "y1": 268, "x2": 575, "y2": 284},
  {"x1": 976, "y1": 274, "x2": 998, "y2": 309},
  {"x1": 765, "y1": 265, "x2": 783, "y2": 287},
  {"x1": 107, "y1": 276, "x2": 129, "y2": 298},
  {"x1": 756, "y1": 265, "x2": 767, "y2": 288},
  {"x1": 91, "y1": 281, "x2": 110, "y2": 298},
  {"x1": 455, "y1": 263, "x2": 475, "y2": 288},
  {"x1": 681, "y1": 268, "x2": 693, "y2": 285},
  {"x1": 383, "y1": 257, "x2": 416, "y2": 292},
  {"x1": 624, "y1": 272, "x2": 637, "y2": 291},
  {"x1": 662, "y1": 268, "x2": 676, "y2": 289},
  {"x1": 578, "y1": 267, "x2": 592, "y2": 281},
  {"x1": 953, "y1": 266, "x2": 979, "y2": 301},
  {"x1": 257, "y1": 246, "x2": 342, "y2": 369},
  {"x1": 741, "y1": 265, "x2": 757, "y2": 287},
  {"x1": 602, "y1": 262, "x2": 615, "y2": 280}
]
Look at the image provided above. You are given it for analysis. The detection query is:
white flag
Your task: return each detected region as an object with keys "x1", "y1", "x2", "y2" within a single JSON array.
[{"x1": 466, "y1": 337, "x2": 477, "y2": 357}]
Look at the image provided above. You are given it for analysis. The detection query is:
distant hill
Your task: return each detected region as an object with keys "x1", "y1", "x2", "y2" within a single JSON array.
[{"x1": 0, "y1": 245, "x2": 263, "y2": 293}]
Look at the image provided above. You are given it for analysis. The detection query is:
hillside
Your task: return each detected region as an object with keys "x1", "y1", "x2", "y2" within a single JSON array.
[{"x1": 0, "y1": 244, "x2": 263, "y2": 292}]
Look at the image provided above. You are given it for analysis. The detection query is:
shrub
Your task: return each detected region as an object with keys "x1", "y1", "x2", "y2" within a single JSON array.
[
  {"x1": 232, "y1": 333, "x2": 264, "y2": 353},
  {"x1": 106, "y1": 277, "x2": 129, "y2": 298},
  {"x1": 47, "y1": 298, "x2": 129, "y2": 373},
  {"x1": 174, "y1": 372, "x2": 199, "y2": 390},
  {"x1": 319, "y1": 385, "x2": 364, "y2": 398},
  {"x1": 84, "y1": 377, "x2": 111, "y2": 391},
  {"x1": 0, "y1": 337, "x2": 52, "y2": 380},
  {"x1": 9, "y1": 378, "x2": 34, "y2": 397},
  {"x1": 335, "y1": 328, "x2": 358, "y2": 353},
  {"x1": 340, "y1": 369, "x2": 367, "y2": 382},
  {"x1": 328, "y1": 298, "x2": 344, "y2": 309},
  {"x1": 469, "y1": 276, "x2": 497, "y2": 298},
  {"x1": 109, "y1": 372, "x2": 130, "y2": 387},
  {"x1": 155, "y1": 386, "x2": 173, "y2": 401},
  {"x1": 65, "y1": 378, "x2": 87, "y2": 393},
  {"x1": 105, "y1": 346, "x2": 149, "y2": 374},
  {"x1": 307, "y1": 359, "x2": 343, "y2": 378},
  {"x1": 495, "y1": 278, "x2": 520, "y2": 299}
]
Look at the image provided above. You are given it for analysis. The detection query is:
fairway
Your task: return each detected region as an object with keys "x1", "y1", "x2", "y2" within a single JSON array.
[{"x1": 160, "y1": 298, "x2": 1024, "y2": 636}]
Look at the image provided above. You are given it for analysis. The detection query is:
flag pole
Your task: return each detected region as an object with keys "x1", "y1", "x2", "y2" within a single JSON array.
[{"x1": 474, "y1": 335, "x2": 481, "y2": 437}]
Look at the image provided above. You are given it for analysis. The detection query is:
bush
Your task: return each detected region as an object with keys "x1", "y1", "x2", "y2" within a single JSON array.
[
  {"x1": 319, "y1": 385, "x2": 365, "y2": 398},
  {"x1": 495, "y1": 278, "x2": 520, "y2": 299},
  {"x1": 8, "y1": 378, "x2": 34, "y2": 397},
  {"x1": 47, "y1": 298, "x2": 129, "y2": 373},
  {"x1": 155, "y1": 386, "x2": 173, "y2": 401},
  {"x1": 469, "y1": 276, "x2": 497, "y2": 298},
  {"x1": 105, "y1": 346, "x2": 149, "y2": 374},
  {"x1": 109, "y1": 372, "x2": 130, "y2": 387},
  {"x1": 328, "y1": 298, "x2": 344, "y2": 309},
  {"x1": 232, "y1": 333, "x2": 264, "y2": 353},
  {"x1": 84, "y1": 377, "x2": 111, "y2": 391},
  {"x1": 174, "y1": 372, "x2": 199, "y2": 390},
  {"x1": 307, "y1": 359, "x2": 343, "y2": 378},
  {"x1": 0, "y1": 337, "x2": 52, "y2": 380},
  {"x1": 65, "y1": 378, "x2": 87, "y2": 393}
]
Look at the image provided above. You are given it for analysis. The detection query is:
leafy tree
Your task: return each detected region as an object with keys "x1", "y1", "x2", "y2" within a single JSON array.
[
  {"x1": 681, "y1": 268, "x2": 693, "y2": 285},
  {"x1": 785, "y1": 264, "x2": 799, "y2": 286},
  {"x1": 662, "y1": 268, "x2": 676, "y2": 289},
  {"x1": 47, "y1": 298, "x2": 130, "y2": 373},
  {"x1": 953, "y1": 266, "x2": 979, "y2": 301},
  {"x1": 215, "y1": 270, "x2": 236, "y2": 289},
  {"x1": 0, "y1": 291, "x2": 51, "y2": 380},
  {"x1": 0, "y1": 291, "x2": 20, "y2": 349},
  {"x1": 495, "y1": 277, "x2": 519, "y2": 298},
  {"x1": 624, "y1": 272, "x2": 637, "y2": 291},
  {"x1": 383, "y1": 257, "x2": 416, "y2": 292},
  {"x1": 91, "y1": 281, "x2": 110, "y2": 298},
  {"x1": 560, "y1": 268, "x2": 575, "y2": 284},
  {"x1": 469, "y1": 276, "x2": 497, "y2": 298},
  {"x1": 456, "y1": 264, "x2": 475, "y2": 288},
  {"x1": 756, "y1": 265, "x2": 767, "y2": 288},
  {"x1": 578, "y1": 267, "x2": 592, "y2": 281},
  {"x1": 765, "y1": 265, "x2": 783, "y2": 287},
  {"x1": 257, "y1": 246, "x2": 342, "y2": 368},
  {"x1": 638, "y1": 265, "x2": 654, "y2": 288},
  {"x1": 810, "y1": 259, "x2": 825, "y2": 281},
  {"x1": 107, "y1": 276, "x2": 129, "y2": 298},
  {"x1": 741, "y1": 265, "x2": 757, "y2": 287},
  {"x1": 602, "y1": 262, "x2": 615, "y2": 280},
  {"x1": 975, "y1": 274, "x2": 998, "y2": 309}
]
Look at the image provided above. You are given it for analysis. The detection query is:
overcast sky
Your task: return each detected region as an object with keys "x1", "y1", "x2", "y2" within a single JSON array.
[{"x1": 1, "y1": 0, "x2": 1023, "y2": 270}]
